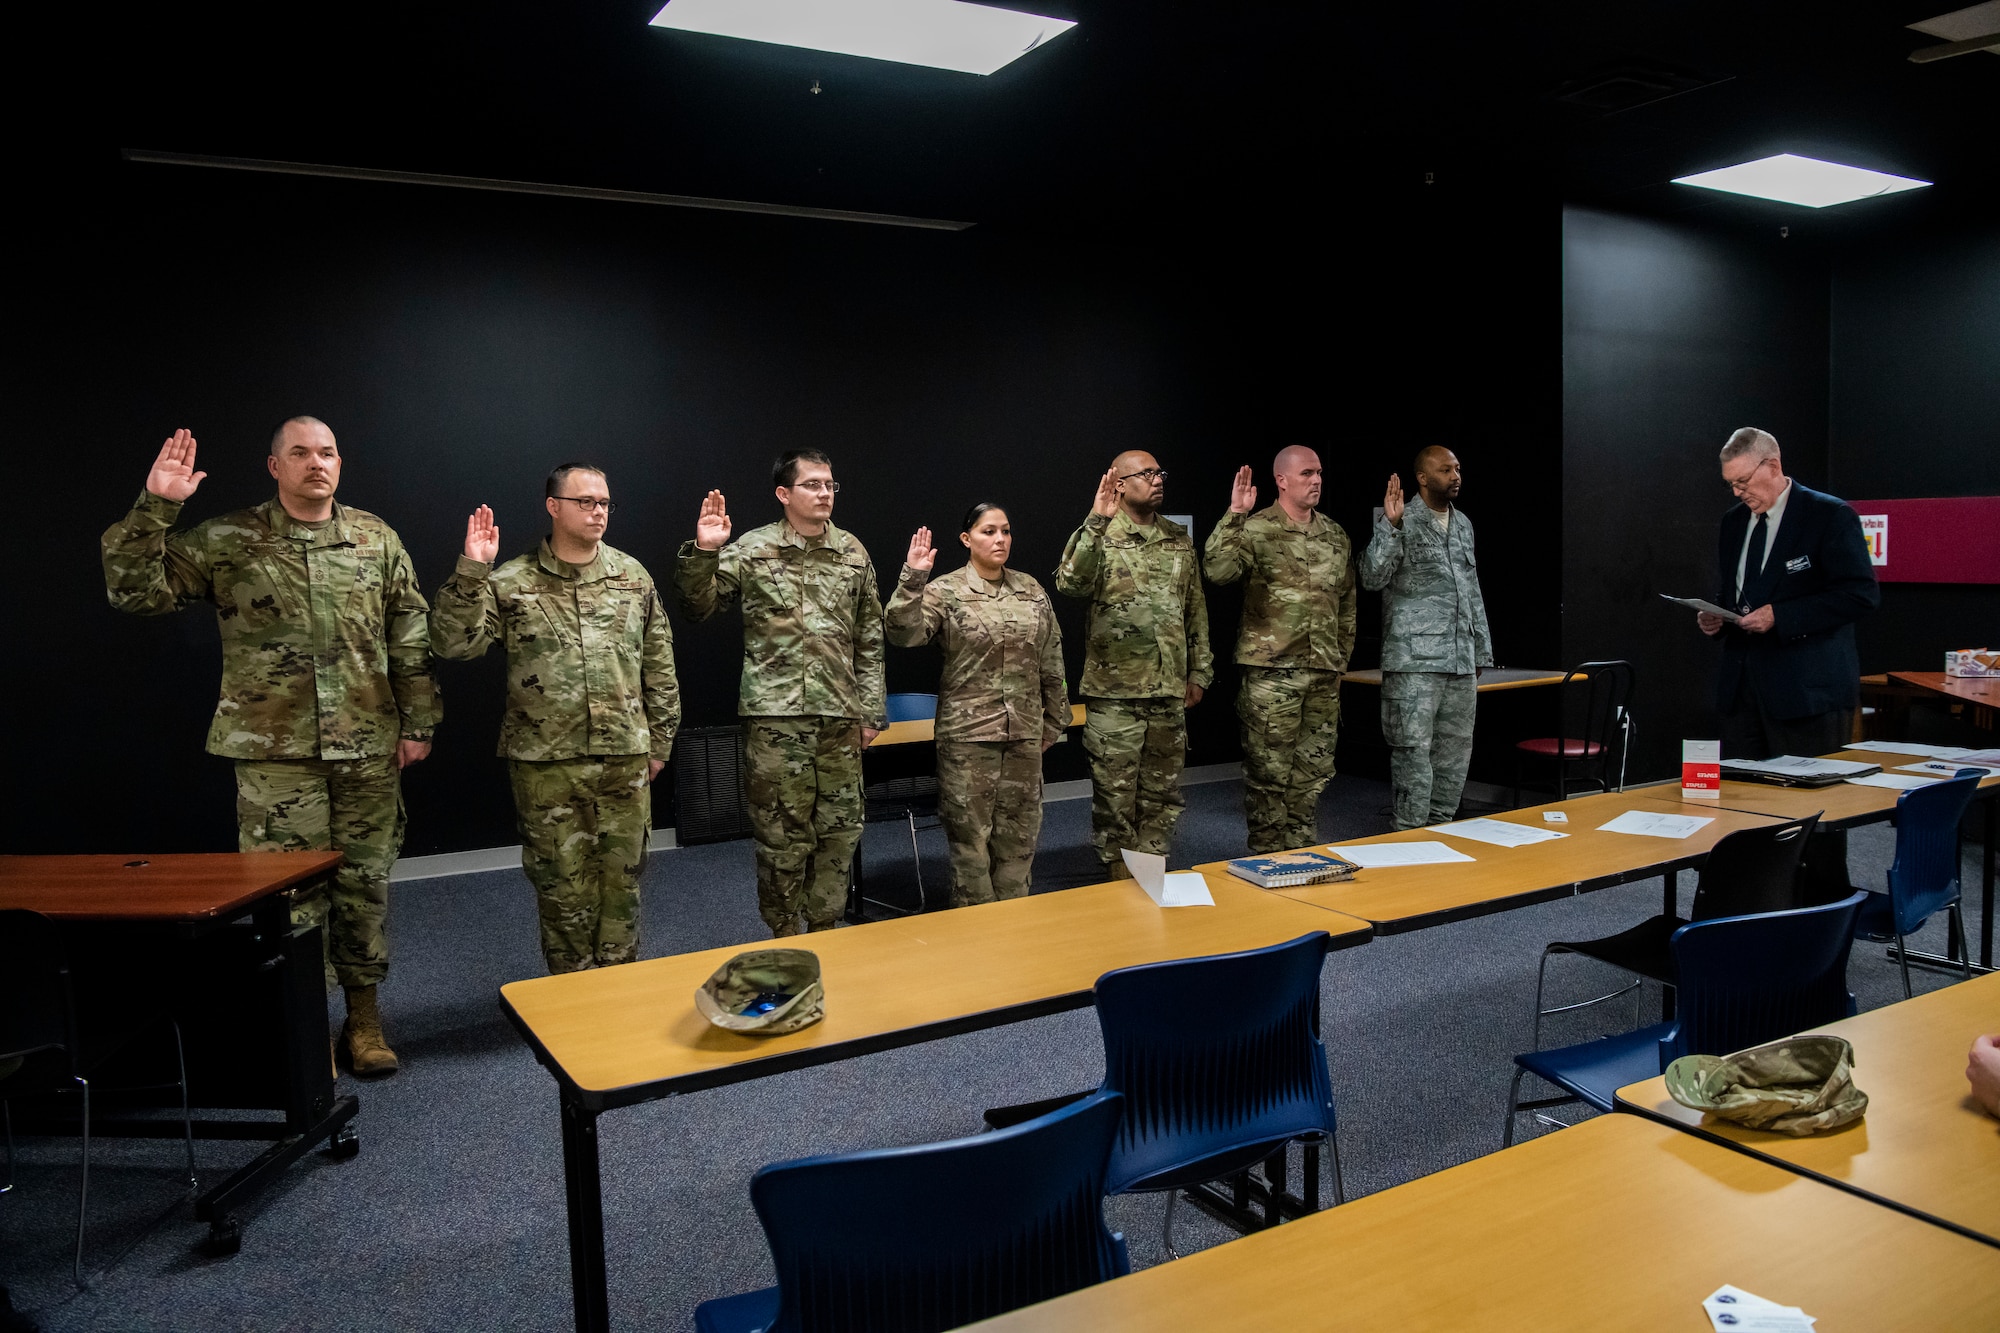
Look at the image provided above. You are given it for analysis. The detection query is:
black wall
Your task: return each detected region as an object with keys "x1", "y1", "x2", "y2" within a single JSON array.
[
  {"x1": 1561, "y1": 207, "x2": 1831, "y2": 779},
  {"x1": 8, "y1": 155, "x2": 1562, "y2": 856},
  {"x1": 1829, "y1": 227, "x2": 2000, "y2": 672}
]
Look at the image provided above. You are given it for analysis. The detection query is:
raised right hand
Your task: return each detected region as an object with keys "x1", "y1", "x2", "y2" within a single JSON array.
[
  {"x1": 1092, "y1": 467, "x2": 1121, "y2": 519},
  {"x1": 907, "y1": 526, "x2": 936, "y2": 572},
  {"x1": 1228, "y1": 465, "x2": 1257, "y2": 515},
  {"x1": 464, "y1": 505, "x2": 500, "y2": 564},
  {"x1": 696, "y1": 490, "x2": 732, "y2": 551},
  {"x1": 146, "y1": 429, "x2": 207, "y2": 502},
  {"x1": 1383, "y1": 473, "x2": 1405, "y2": 528}
]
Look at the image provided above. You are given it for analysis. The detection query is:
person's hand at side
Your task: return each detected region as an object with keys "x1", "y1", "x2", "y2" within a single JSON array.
[
  {"x1": 147, "y1": 428, "x2": 207, "y2": 502},
  {"x1": 463, "y1": 505, "x2": 500, "y2": 564},
  {"x1": 1383, "y1": 473, "x2": 1405, "y2": 529},
  {"x1": 396, "y1": 739, "x2": 432, "y2": 769},
  {"x1": 1968, "y1": 1033, "x2": 2000, "y2": 1119},
  {"x1": 696, "y1": 490, "x2": 732, "y2": 551}
]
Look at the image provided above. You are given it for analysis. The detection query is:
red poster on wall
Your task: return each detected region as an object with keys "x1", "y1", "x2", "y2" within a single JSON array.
[{"x1": 1844, "y1": 497, "x2": 2000, "y2": 584}]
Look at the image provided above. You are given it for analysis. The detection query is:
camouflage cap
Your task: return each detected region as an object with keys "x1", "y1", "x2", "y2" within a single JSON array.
[
  {"x1": 694, "y1": 948, "x2": 825, "y2": 1035},
  {"x1": 1664, "y1": 1034, "x2": 1867, "y2": 1137}
]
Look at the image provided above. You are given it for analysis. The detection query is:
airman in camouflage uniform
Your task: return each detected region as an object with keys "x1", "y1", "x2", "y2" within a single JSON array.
[
  {"x1": 1055, "y1": 452, "x2": 1213, "y2": 878},
  {"x1": 429, "y1": 465, "x2": 679, "y2": 974},
  {"x1": 1204, "y1": 447, "x2": 1358, "y2": 852},
  {"x1": 101, "y1": 420, "x2": 438, "y2": 1077},
  {"x1": 886, "y1": 505, "x2": 1069, "y2": 906},
  {"x1": 1359, "y1": 446, "x2": 1493, "y2": 830},
  {"x1": 676, "y1": 451, "x2": 887, "y2": 936}
]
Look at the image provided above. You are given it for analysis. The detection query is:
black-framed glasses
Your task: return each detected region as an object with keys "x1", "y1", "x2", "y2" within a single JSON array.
[
  {"x1": 1118, "y1": 467, "x2": 1167, "y2": 483},
  {"x1": 789, "y1": 480, "x2": 840, "y2": 494},
  {"x1": 554, "y1": 496, "x2": 617, "y2": 513}
]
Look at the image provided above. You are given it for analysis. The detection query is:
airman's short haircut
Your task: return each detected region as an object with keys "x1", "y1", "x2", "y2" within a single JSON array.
[
  {"x1": 1719, "y1": 428, "x2": 1780, "y2": 465},
  {"x1": 774, "y1": 449, "x2": 833, "y2": 489},
  {"x1": 269, "y1": 416, "x2": 330, "y2": 454}
]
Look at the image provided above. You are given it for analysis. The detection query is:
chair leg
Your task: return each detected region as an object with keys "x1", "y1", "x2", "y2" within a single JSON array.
[
  {"x1": 1502, "y1": 1065, "x2": 1527, "y2": 1148},
  {"x1": 1953, "y1": 904, "x2": 1971, "y2": 983},
  {"x1": 73, "y1": 1074, "x2": 90, "y2": 1290},
  {"x1": 1896, "y1": 929, "x2": 1914, "y2": 999},
  {"x1": 1325, "y1": 1130, "x2": 1345, "y2": 1206},
  {"x1": 171, "y1": 1021, "x2": 197, "y2": 1190},
  {"x1": 905, "y1": 811, "x2": 927, "y2": 913},
  {"x1": 1161, "y1": 1188, "x2": 1183, "y2": 1262},
  {"x1": 2, "y1": 1099, "x2": 12, "y2": 1195}
]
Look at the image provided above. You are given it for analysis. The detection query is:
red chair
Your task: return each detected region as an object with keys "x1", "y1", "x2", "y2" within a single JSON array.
[{"x1": 1513, "y1": 661, "x2": 1634, "y2": 806}]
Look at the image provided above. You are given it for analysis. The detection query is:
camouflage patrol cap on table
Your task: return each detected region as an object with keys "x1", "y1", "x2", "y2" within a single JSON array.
[
  {"x1": 694, "y1": 948, "x2": 824, "y2": 1035},
  {"x1": 1664, "y1": 1034, "x2": 1867, "y2": 1137}
]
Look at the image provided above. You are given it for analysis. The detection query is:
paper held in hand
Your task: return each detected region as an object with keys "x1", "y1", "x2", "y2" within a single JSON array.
[
  {"x1": 1121, "y1": 849, "x2": 1214, "y2": 907},
  {"x1": 1659, "y1": 593, "x2": 1742, "y2": 623}
]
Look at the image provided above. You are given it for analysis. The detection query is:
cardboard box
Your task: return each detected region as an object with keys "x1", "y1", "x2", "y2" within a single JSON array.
[{"x1": 1946, "y1": 649, "x2": 2000, "y2": 678}]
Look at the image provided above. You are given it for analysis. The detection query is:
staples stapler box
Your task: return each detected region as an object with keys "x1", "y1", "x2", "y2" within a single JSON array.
[
  {"x1": 1945, "y1": 649, "x2": 2000, "y2": 679},
  {"x1": 1683, "y1": 740, "x2": 1721, "y2": 799}
]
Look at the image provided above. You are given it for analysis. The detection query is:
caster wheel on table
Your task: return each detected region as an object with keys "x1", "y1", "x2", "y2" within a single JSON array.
[
  {"x1": 205, "y1": 1217, "x2": 242, "y2": 1257},
  {"x1": 325, "y1": 1124, "x2": 360, "y2": 1161}
]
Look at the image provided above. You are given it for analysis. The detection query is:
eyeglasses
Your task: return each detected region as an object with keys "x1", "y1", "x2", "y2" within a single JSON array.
[
  {"x1": 1118, "y1": 468, "x2": 1167, "y2": 483},
  {"x1": 1724, "y1": 457, "x2": 1772, "y2": 496},
  {"x1": 553, "y1": 496, "x2": 617, "y2": 513},
  {"x1": 789, "y1": 480, "x2": 840, "y2": 494}
]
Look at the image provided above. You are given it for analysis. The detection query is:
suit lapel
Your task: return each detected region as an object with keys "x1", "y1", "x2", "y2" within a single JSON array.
[{"x1": 1746, "y1": 489, "x2": 1809, "y2": 606}]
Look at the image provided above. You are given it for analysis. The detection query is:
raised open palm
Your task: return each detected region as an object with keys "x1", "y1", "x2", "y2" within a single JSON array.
[
  {"x1": 696, "y1": 490, "x2": 733, "y2": 551},
  {"x1": 1228, "y1": 464, "x2": 1257, "y2": 515},
  {"x1": 464, "y1": 505, "x2": 500, "y2": 564},
  {"x1": 146, "y1": 429, "x2": 207, "y2": 502},
  {"x1": 906, "y1": 526, "x2": 935, "y2": 572},
  {"x1": 1383, "y1": 473, "x2": 1406, "y2": 527},
  {"x1": 1091, "y1": 467, "x2": 1120, "y2": 518}
]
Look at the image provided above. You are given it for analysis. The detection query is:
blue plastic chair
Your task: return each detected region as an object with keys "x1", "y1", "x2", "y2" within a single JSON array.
[
  {"x1": 1502, "y1": 891, "x2": 1866, "y2": 1147},
  {"x1": 883, "y1": 693, "x2": 939, "y2": 725},
  {"x1": 692, "y1": 1091, "x2": 1128, "y2": 1333},
  {"x1": 857, "y1": 693, "x2": 943, "y2": 916},
  {"x1": 1854, "y1": 770, "x2": 1982, "y2": 997}
]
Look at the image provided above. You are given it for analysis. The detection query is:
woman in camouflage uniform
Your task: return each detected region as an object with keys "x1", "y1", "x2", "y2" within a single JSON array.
[{"x1": 885, "y1": 504, "x2": 1070, "y2": 906}]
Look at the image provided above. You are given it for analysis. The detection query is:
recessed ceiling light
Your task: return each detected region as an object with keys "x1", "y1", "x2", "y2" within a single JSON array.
[
  {"x1": 649, "y1": 0, "x2": 1077, "y2": 76},
  {"x1": 1671, "y1": 153, "x2": 1930, "y2": 208}
]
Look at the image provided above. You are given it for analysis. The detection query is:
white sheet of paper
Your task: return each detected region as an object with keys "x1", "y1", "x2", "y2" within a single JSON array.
[
  {"x1": 1660, "y1": 593, "x2": 1742, "y2": 622},
  {"x1": 1596, "y1": 810, "x2": 1715, "y2": 838},
  {"x1": 1842, "y1": 741, "x2": 1973, "y2": 759},
  {"x1": 1895, "y1": 760, "x2": 1998, "y2": 779},
  {"x1": 1703, "y1": 1285, "x2": 1817, "y2": 1332},
  {"x1": 1846, "y1": 771, "x2": 1945, "y2": 790},
  {"x1": 1723, "y1": 755, "x2": 1879, "y2": 777},
  {"x1": 1331, "y1": 841, "x2": 1476, "y2": 867},
  {"x1": 1431, "y1": 817, "x2": 1569, "y2": 848},
  {"x1": 1120, "y1": 849, "x2": 1214, "y2": 907}
]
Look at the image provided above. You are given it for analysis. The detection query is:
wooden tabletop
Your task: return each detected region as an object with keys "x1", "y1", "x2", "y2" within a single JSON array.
[
  {"x1": 873, "y1": 702, "x2": 1087, "y2": 748},
  {"x1": 1196, "y1": 789, "x2": 1783, "y2": 933},
  {"x1": 1695, "y1": 746, "x2": 2000, "y2": 827},
  {"x1": 0, "y1": 851, "x2": 344, "y2": 922},
  {"x1": 1338, "y1": 667, "x2": 1571, "y2": 692},
  {"x1": 1890, "y1": 671, "x2": 2000, "y2": 707},
  {"x1": 502, "y1": 877, "x2": 1369, "y2": 1108},
  {"x1": 960, "y1": 1113, "x2": 2000, "y2": 1331},
  {"x1": 1618, "y1": 970, "x2": 2000, "y2": 1247}
]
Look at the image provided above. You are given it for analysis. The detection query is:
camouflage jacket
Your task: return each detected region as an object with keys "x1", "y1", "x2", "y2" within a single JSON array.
[
  {"x1": 1358, "y1": 504, "x2": 1493, "y2": 674},
  {"x1": 1053, "y1": 509, "x2": 1213, "y2": 699},
  {"x1": 1202, "y1": 505, "x2": 1358, "y2": 672},
  {"x1": 675, "y1": 520, "x2": 887, "y2": 728},
  {"x1": 101, "y1": 491, "x2": 440, "y2": 760},
  {"x1": 430, "y1": 540, "x2": 680, "y2": 762},
  {"x1": 885, "y1": 563, "x2": 1069, "y2": 745}
]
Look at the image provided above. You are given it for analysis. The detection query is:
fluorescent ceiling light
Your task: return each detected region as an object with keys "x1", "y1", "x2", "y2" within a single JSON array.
[
  {"x1": 1671, "y1": 153, "x2": 1930, "y2": 208},
  {"x1": 649, "y1": 0, "x2": 1077, "y2": 75}
]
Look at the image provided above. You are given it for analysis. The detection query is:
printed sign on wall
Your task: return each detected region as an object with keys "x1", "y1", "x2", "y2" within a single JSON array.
[
  {"x1": 1859, "y1": 513, "x2": 1888, "y2": 566},
  {"x1": 1844, "y1": 497, "x2": 2000, "y2": 584}
]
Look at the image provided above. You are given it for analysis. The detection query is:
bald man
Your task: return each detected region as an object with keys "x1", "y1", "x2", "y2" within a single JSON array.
[
  {"x1": 1055, "y1": 451, "x2": 1213, "y2": 877},
  {"x1": 1359, "y1": 446, "x2": 1492, "y2": 830},
  {"x1": 1203, "y1": 447, "x2": 1358, "y2": 852}
]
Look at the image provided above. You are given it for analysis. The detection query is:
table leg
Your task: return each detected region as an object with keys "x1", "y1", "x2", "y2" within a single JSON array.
[
  {"x1": 1984, "y1": 795, "x2": 1995, "y2": 972},
  {"x1": 561, "y1": 1090, "x2": 610, "y2": 1333},
  {"x1": 1660, "y1": 872, "x2": 1677, "y2": 1023}
]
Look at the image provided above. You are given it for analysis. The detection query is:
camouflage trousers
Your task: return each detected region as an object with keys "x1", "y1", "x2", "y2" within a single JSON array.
[
  {"x1": 744, "y1": 716, "x2": 863, "y2": 936},
  {"x1": 508, "y1": 755, "x2": 652, "y2": 975},
  {"x1": 937, "y1": 739, "x2": 1044, "y2": 907},
  {"x1": 1081, "y1": 696, "x2": 1186, "y2": 878},
  {"x1": 1238, "y1": 666, "x2": 1343, "y2": 853},
  {"x1": 1381, "y1": 671, "x2": 1477, "y2": 831},
  {"x1": 235, "y1": 755, "x2": 404, "y2": 988}
]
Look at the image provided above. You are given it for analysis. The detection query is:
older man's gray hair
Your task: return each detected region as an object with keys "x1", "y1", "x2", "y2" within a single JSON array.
[{"x1": 1719, "y1": 427, "x2": 1780, "y2": 465}]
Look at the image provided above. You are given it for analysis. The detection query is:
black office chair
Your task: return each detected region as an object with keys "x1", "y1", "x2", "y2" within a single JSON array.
[
  {"x1": 1530, "y1": 814, "x2": 1819, "y2": 1046},
  {"x1": 855, "y1": 693, "x2": 942, "y2": 917},
  {"x1": 1513, "y1": 661, "x2": 1635, "y2": 806},
  {"x1": 0, "y1": 909, "x2": 197, "y2": 1288}
]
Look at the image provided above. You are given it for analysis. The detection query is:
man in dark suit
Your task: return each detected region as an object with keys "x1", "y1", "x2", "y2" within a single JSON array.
[
  {"x1": 1697, "y1": 426, "x2": 1879, "y2": 891},
  {"x1": 1696, "y1": 427, "x2": 1880, "y2": 754}
]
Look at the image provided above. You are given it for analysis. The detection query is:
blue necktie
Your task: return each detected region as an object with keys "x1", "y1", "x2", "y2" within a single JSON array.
[{"x1": 1742, "y1": 512, "x2": 1768, "y2": 608}]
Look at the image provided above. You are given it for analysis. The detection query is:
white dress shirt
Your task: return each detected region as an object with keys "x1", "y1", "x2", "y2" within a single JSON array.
[{"x1": 1735, "y1": 478, "x2": 1793, "y2": 602}]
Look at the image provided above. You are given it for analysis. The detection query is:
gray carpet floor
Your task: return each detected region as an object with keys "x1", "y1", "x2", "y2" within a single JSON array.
[{"x1": 2, "y1": 775, "x2": 1987, "y2": 1332}]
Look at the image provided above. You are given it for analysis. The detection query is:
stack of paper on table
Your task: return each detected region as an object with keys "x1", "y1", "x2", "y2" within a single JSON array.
[
  {"x1": 1430, "y1": 817, "x2": 1568, "y2": 848},
  {"x1": 1330, "y1": 841, "x2": 1475, "y2": 868},
  {"x1": 1842, "y1": 741, "x2": 1974, "y2": 759},
  {"x1": 1596, "y1": 810, "x2": 1714, "y2": 838}
]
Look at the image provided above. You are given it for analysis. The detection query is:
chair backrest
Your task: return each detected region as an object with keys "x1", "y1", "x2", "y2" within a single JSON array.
[
  {"x1": 1092, "y1": 932, "x2": 1334, "y2": 1195},
  {"x1": 0, "y1": 909, "x2": 80, "y2": 1068},
  {"x1": 884, "y1": 693, "x2": 939, "y2": 724},
  {"x1": 1689, "y1": 814, "x2": 1819, "y2": 921},
  {"x1": 750, "y1": 1091, "x2": 1128, "y2": 1333},
  {"x1": 1556, "y1": 660, "x2": 1635, "y2": 754},
  {"x1": 1659, "y1": 891, "x2": 1866, "y2": 1065},
  {"x1": 1885, "y1": 771, "x2": 1982, "y2": 935}
]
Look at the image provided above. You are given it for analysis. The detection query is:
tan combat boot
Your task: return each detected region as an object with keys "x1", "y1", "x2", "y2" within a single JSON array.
[{"x1": 341, "y1": 985, "x2": 400, "y2": 1078}]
